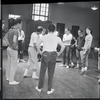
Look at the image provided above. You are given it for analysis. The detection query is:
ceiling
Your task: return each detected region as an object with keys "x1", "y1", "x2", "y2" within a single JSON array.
[{"x1": 57, "y1": 1, "x2": 100, "y2": 9}]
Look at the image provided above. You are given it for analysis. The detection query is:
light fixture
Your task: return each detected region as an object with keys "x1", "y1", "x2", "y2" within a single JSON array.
[
  {"x1": 57, "y1": 2, "x2": 64, "y2": 5},
  {"x1": 91, "y1": 6, "x2": 98, "y2": 10}
]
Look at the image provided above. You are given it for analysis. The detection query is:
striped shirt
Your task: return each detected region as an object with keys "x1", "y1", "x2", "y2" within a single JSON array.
[{"x1": 7, "y1": 27, "x2": 19, "y2": 50}]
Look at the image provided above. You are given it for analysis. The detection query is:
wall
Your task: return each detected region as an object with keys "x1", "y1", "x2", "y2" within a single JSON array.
[
  {"x1": 49, "y1": 3, "x2": 99, "y2": 47},
  {"x1": 2, "y1": 3, "x2": 100, "y2": 47}
]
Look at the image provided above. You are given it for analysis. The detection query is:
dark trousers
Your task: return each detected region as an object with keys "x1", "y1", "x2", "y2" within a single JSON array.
[
  {"x1": 38, "y1": 51, "x2": 57, "y2": 91},
  {"x1": 18, "y1": 40, "x2": 23, "y2": 59},
  {"x1": 63, "y1": 45, "x2": 71, "y2": 65}
]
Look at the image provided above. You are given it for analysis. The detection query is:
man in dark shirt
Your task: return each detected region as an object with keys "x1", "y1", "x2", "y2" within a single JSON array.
[{"x1": 75, "y1": 29, "x2": 85, "y2": 69}]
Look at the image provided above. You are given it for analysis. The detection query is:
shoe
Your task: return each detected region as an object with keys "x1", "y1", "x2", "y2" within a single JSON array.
[
  {"x1": 47, "y1": 89, "x2": 54, "y2": 94},
  {"x1": 35, "y1": 86, "x2": 41, "y2": 92},
  {"x1": 32, "y1": 75, "x2": 39, "y2": 79},
  {"x1": 6, "y1": 78, "x2": 9, "y2": 81},
  {"x1": 66, "y1": 65, "x2": 69, "y2": 68},
  {"x1": 9, "y1": 81, "x2": 20, "y2": 85},
  {"x1": 20, "y1": 59, "x2": 26, "y2": 63},
  {"x1": 97, "y1": 79, "x2": 100, "y2": 83},
  {"x1": 17, "y1": 60, "x2": 19, "y2": 63},
  {"x1": 59, "y1": 63, "x2": 65, "y2": 67},
  {"x1": 84, "y1": 67, "x2": 87, "y2": 71}
]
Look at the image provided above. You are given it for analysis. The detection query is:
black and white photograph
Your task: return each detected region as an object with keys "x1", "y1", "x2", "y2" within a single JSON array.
[{"x1": 1, "y1": 0, "x2": 100, "y2": 99}]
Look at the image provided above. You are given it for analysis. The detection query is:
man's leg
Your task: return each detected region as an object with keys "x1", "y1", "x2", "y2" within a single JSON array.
[{"x1": 48, "y1": 52, "x2": 56, "y2": 92}]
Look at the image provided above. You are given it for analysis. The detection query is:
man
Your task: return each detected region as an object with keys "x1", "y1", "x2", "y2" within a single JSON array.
[
  {"x1": 59, "y1": 28, "x2": 73, "y2": 68},
  {"x1": 94, "y1": 47, "x2": 100, "y2": 83},
  {"x1": 35, "y1": 23, "x2": 65, "y2": 94},
  {"x1": 80, "y1": 27, "x2": 93, "y2": 75},
  {"x1": 6, "y1": 18, "x2": 22, "y2": 85},
  {"x1": 75, "y1": 29, "x2": 85, "y2": 69},
  {"x1": 23, "y1": 26, "x2": 43, "y2": 79},
  {"x1": 18, "y1": 29, "x2": 25, "y2": 62}
]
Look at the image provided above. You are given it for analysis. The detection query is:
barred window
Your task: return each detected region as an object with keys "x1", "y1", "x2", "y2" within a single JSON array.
[
  {"x1": 8, "y1": 14, "x2": 21, "y2": 19},
  {"x1": 32, "y1": 3, "x2": 49, "y2": 21}
]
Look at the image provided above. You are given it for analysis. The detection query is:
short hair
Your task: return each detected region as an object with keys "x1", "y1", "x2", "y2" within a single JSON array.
[
  {"x1": 86, "y1": 26, "x2": 92, "y2": 34},
  {"x1": 47, "y1": 23, "x2": 55, "y2": 32},
  {"x1": 36, "y1": 26, "x2": 43, "y2": 32},
  {"x1": 78, "y1": 29, "x2": 83, "y2": 33},
  {"x1": 14, "y1": 18, "x2": 22, "y2": 25}
]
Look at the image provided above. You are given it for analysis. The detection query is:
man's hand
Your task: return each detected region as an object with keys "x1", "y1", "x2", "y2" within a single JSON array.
[{"x1": 57, "y1": 52, "x2": 61, "y2": 57}]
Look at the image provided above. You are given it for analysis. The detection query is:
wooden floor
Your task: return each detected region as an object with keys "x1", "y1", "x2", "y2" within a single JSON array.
[{"x1": 2, "y1": 49, "x2": 100, "y2": 99}]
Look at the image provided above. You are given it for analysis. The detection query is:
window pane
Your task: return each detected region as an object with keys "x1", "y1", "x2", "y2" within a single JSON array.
[
  {"x1": 46, "y1": 4, "x2": 49, "y2": 8},
  {"x1": 34, "y1": 15, "x2": 39, "y2": 21},
  {"x1": 35, "y1": 4, "x2": 40, "y2": 7},
  {"x1": 35, "y1": 6, "x2": 40, "y2": 11},
  {"x1": 40, "y1": 11, "x2": 45, "y2": 15},
  {"x1": 40, "y1": 16, "x2": 45, "y2": 21},
  {"x1": 41, "y1": 7, "x2": 45, "y2": 12},
  {"x1": 35, "y1": 10, "x2": 39, "y2": 14},
  {"x1": 41, "y1": 3, "x2": 46, "y2": 8},
  {"x1": 45, "y1": 17, "x2": 48, "y2": 21},
  {"x1": 46, "y1": 12, "x2": 48, "y2": 16}
]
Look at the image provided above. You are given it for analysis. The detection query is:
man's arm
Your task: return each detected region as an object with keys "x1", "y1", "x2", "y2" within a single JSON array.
[
  {"x1": 57, "y1": 39, "x2": 65, "y2": 56},
  {"x1": 36, "y1": 39, "x2": 43, "y2": 55}
]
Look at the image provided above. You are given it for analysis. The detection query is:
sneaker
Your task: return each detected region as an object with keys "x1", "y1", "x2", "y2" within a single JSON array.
[
  {"x1": 59, "y1": 63, "x2": 65, "y2": 67},
  {"x1": 32, "y1": 75, "x2": 39, "y2": 79},
  {"x1": 84, "y1": 67, "x2": 87, "y2": 71},
  {"x1": 66, "y1": 65, "x2": 69, "y2": 68},
  {"x1": 35, "y1": 86, "x2": 41, "y2": 92},
  {"x1": 47, "y1": 89, "x2": 54, "y2": 94},
  {"x1": 20, "y1": 59, "x2": 26, "y2": 63},
  {"x1": 97, "y1": 79, "x2": 100, "y2": 83},
  {"x1": 9, "y1": 81, "x2": 20, "y2": 85},
  {"x1": 6, "y1": 78, "x2": 9, "y2": 81},
  {"x1": 75, "y1": 64, "x2": 79, "y2": 69}
]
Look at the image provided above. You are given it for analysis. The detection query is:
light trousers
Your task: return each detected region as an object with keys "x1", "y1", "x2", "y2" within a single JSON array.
[
  {"x1": 27, "y1": 47, "x2": 38, "y2": 70},
  {"x1": 6, "y1": 47, "x2": 18, "y2": 82}
]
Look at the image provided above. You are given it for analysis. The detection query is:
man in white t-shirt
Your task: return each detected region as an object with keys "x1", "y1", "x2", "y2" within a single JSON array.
[
  {"x1": 23, "y1": 26, "x2": 43, "y2": 79},
  {"x1": 18, "y1": 29, "x2": 25, "y2": 62},
  {"x1": 59, "y1": 28, "x2": 73, "y2": 68},
  {"x1": 35, "y1": 24, "x2": 65, "y2": 94}
]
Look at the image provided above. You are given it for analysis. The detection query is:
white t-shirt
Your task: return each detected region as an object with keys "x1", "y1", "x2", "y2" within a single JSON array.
[
  {"x1": 84, "y1": 34, "x2": 93, "y2": 50},
  {"x1": 63, "y1": 33, "x2": 73, "y2": 46},
  {"x1": 29, "y1": 32, "x2": 39, "y2": 47},
  {"x1": 39, "y1": 34, "x2": 44, "y2": 46},
  {"x1": 18, "y1": 30, "x2": 25, "y2": 41},
  {"x1": 41, "y1": 33, "x2": 62, "y2": 52}
]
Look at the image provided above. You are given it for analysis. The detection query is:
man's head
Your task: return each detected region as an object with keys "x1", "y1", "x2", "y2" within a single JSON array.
[
  {"x1": 65, "y1": 27, "x2": 71, "y2": 35},
  {"x1": 86, "y1": 27, "x2": 92, "y2": 35},
  {"x1": 14, "y1": 18, "x2": 22, "y2": 29},
  {"x1": 47, "y1": 23, "x2": 55, "y2": 33},
  {"x1": 78, "y1": 29, "x2": 83, "y2": 37},
  {"x1": 36, "y1": 26, "x2": 43, "y2": 34}
]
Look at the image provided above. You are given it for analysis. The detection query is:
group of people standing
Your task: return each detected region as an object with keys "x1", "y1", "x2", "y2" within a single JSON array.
[
  {"x1": 4, "y1": 17, "x2": 94, "y2": 95},
  {"x1": 60, "y1": 27, "x2": 93, "y2": 75}
]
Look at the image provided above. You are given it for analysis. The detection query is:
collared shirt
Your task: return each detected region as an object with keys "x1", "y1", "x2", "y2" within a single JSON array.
[
  {"x1": 77, "y1": 36, "x2": 85, "y2": 50},
  {"x1": 63, "y1": 33, "x2": 73, "y2": 46},
  {"x1": 41, "y1": 33, "x2": 62, "y2": 52},
  {"x1": 7, "y1": 27, "x2": 18, "y2": 50},
  {"x1": 18, "y1": 30, "x2": 25, "y2": 41},
  {"x1": 83, "y1": 34, "x2": 93, "y2": 50},
  {"x1": 29, "y1": 32, "x2": 39, "y2": 47}
]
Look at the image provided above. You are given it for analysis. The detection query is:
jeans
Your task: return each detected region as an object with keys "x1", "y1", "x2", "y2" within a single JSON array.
[
  {"x1": 63, "y1": 45, "x2": 71, "y2": 65},
  {"x1": 81, "y1": 49, "x2": 90, "y2": 68},
  {"x1": 38, "y1": 51, "x2": 57, "y2": 91},
  {"x1": 18, "y1": 40, "x2": 24, "y2": 59},
  {"x1": 6, "y1": 47, "x2": 18, "y2": 82}
]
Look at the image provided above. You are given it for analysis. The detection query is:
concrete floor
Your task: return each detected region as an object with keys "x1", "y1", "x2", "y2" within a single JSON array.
[{"x1": 2, "y1": 49, "x2": 100, "y2": 99}]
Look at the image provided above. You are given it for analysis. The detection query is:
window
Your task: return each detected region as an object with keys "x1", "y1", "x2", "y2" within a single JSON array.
[
  {"x1": 9, "y1": 14, "x2": 21, "y2": 19},
  {"x1": 32, "y1": 3, "x2": 49, "y2": 21}
]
